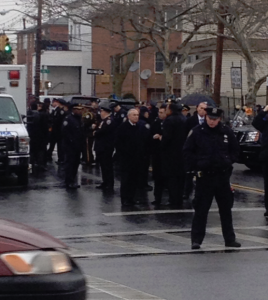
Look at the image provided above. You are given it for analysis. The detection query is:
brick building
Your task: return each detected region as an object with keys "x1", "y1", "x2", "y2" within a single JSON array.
[{"x1": 17, "y1": 17, "x2": 69, "y2": 96}]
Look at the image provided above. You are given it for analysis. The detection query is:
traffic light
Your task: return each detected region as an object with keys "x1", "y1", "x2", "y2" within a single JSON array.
[{"x1": 4, "y1": 38, "x2": 12, "y2": 53}]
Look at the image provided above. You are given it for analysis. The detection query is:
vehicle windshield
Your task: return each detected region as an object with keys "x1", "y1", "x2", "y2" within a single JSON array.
[
  {"x1": 231, "y1": 109, "x2": 254, "y2": 128},
  {"x1": 0, "y1": 97, "x2": 21, "y2": 123}
]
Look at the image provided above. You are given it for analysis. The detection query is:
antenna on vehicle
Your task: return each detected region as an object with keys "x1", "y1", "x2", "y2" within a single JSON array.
[{"x1": 140, "y1": 69, "x2": 152, "y2": 80}]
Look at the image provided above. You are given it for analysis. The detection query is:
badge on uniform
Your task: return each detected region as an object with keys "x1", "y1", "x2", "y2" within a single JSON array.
[
  {"x1": 224, "y1": 134, "x2": 228, "y2": 143},
  {"x1": 121, "y1": 114, "x2": 125, "y2": 118},
  {"x1": 60, "y1": 110, "x2": 64, "y2": 115},
  {"x1": 107, "y1": 120, "x2": 111, "y2": 125},
  {"x1": 145, "y1": 124, "x2": 150, "y2": 129},
  {"x1": 63, "y1": 121, "x2": 68, "y2": 126}
]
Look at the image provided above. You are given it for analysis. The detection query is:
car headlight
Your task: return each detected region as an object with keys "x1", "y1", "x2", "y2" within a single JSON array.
[
  {"x1": 19, "y1": 136, "x2": 30, "y2": 153},
  {"x1": 1, "y1": 251, "x2": 72, "y2": 275},
  {"x1": 244, "y1": 131, "x2": 259, "y2": 142}
]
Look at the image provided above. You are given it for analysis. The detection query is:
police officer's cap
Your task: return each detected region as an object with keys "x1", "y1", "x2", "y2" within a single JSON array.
[
  {"x1": 181, "y1": 104, "x2": 190, "y2": 111},
  {"x1": 109, "y1": 100, "x2": 120, "y2": 109},
  {"x1": 58, "y1": 98, "x2": 67, "y2": 105},
  {"x1": 91, "y1": 97, "x2": 100, "y2": 103},
  {"x1": 100, "y1": 102, "x2": 112, "y2": 112},
  {"x1": 52, "y1": 98, "x2": 61, "y2": 103},
  {"x1": 70, "y1": 103, "x2": 83, "y2": 110},
  {"x1": 165, "y1": 98, "x2": 177, "y2": 104},
  {"x1": 205, "y1": 107, "x2": 223, "y2": 119}
]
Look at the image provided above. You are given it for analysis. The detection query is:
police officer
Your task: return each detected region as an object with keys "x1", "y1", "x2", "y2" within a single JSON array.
[
  {"x1": 47, "y1": 98, "x2": 66, "y2": 164},
  {"x1": 110, "y1": 100, "x2": 127, "y2": 128},
  {"x1": 161, "y1": 103, "x2": 186, "y2": 208},
  {"x1": 151, "y1": 104, "x2": 166, "y2": 206},
  {"x1": 94, "y1": 102, "x2": 116, "y2": 190},
  {"x1": 62, "y1": 104, "x2": 84, "y2": 189},
  {"x1": 183, "y1": 107, "x2": 241, "y2": 249},
  {"x1": 252, "y1": 105, "x2": 268, "y2": 218}
]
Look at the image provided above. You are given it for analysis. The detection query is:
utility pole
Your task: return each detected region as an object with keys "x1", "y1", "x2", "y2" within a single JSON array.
[
  {"x1": 213, "y1": 5, "x2": 225, "y2": 106},
  {"x1": 34, "y1": 0, "x2": 42, "y2": 102}
]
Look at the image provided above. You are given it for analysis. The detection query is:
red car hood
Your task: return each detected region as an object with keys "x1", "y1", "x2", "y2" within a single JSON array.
[{"x1": 0, "y1": 219, "x2": 66, "y2": 253}]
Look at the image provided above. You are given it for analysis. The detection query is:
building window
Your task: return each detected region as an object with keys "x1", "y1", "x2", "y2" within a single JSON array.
[
  {"x1": 23, "y1": 35, "x2": 28, "y2": 50},
  {"x1": 186, "y1": 74, "x2": 194, "y2": 85},
  {"x1": 166, "y1": 9, "x2": 182, "y2": 30},
  {"x1": 203, "y1": 74, "x2": 211, "y2": 90},
  {"x1": 155, "y1": 52, "x2": 164, "y2": 73},
  {"x1": 170, "y1": 52, "x2": 182, "y2": 73}
]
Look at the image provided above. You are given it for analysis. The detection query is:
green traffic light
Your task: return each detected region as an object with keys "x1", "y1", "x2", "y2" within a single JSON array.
[{"x1": 4, "y1": 44, "x2": 12, "y2": 53}]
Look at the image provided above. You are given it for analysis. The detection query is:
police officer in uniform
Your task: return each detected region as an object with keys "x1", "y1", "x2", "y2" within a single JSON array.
[
  {"x1": 94, "y1": 103, "x2": 116, "y2": 190},
  {"x1": 183, "y1": 107, "x2": 241, "y2": 249},
  {"x1": 110, "y1": 100, "x2": 127, "y2": 128},
  {"x1": 62, "y1": 104, "x2": 84, "y2": 189},
  {"x1": 151, "y1": 104, "x2": 166, "y2": 206},
  {"x1": 252, "y1": 105, "x2": 268, "y2": 218},
  {"x1": 47, "y1": 98, "x2": 66, "y2": 164}
]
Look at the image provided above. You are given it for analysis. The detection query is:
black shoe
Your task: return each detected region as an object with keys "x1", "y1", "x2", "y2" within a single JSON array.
[
  {"x1": 191, "y1": 243, "x2": 201, "y2": 250},
  {"x1": 121, "y1": 200, "x2": 136, "y2": 207},
  {"x1": 96, "y1": 184, "x2": 105, "y2": 189},
  {"x1": 56, "y1": 160, "x2": 64, "y2": 165},
  {"x1": 225, "y1": 241, "x2": 241, "y2": 248},
  {"x1": 151, "y1": 200, "x2": 161, "y2": 205},
  {"x1": 66, "y1": 183, "x2": 80, "y2": 189},
  {"x1": 264, "y1": 211, "x2": 268, "y2": 218},
  {"x1": 144, "y1": 185, "x2": 153, "y2": 191}
]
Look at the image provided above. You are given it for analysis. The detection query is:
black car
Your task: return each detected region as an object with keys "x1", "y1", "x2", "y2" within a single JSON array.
[{"x1": 231, "y1": 110, "x2": 261, "y2": 169}]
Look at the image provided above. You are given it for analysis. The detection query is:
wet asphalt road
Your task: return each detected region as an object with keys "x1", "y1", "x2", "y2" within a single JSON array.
[{"x1": 0, "y1": 159, "x2": 268, "y2": 300}]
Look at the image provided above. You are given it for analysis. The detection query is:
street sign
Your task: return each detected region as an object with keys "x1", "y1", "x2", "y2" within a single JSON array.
[
  {"x1": 230, "y1": 67, "x2": 242, "y2": 89},
  {"x1": 41, "y1": 69, "x2": 50, "y2": 74},
  {"x1": 87, "y1": 69, "x2": 104, "y2": 75}
]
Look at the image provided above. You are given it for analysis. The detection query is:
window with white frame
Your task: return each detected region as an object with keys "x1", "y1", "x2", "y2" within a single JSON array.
[
  {"x1": 165, "y1": 8, "x2": 182, "y2": 30},
  {"x1": 186, "y1": 74, "x2": 194, "y2": 85},
  {"x1": 23, "y1": 35, "x2": 28, "y2": 50}
]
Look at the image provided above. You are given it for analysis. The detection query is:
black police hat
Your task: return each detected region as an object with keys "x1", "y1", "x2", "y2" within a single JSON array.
[
  {"x1": 110, "y1": 100, "x2": 120, "y2": 109},
  {"x1": 100, "y1": 102, "x2": 112, "y2": 112},
  {"x1": 205, "y1": 107, "x2": 223, "y2": 119},
  {"x1": 70, "y1": 103, "x2": 83, "y2": 110},
  {"x1": 181, "y1": 104, "x2": 190, "y2": 111}
]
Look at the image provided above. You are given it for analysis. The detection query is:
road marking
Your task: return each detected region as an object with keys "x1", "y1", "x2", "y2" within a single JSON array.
[
  {"x1": 231, "y1": 184, "x2": 264, "y2": 194},
  {"x1": 207, "y1": 228, "x2": 268, "y2": 245},
  {"x1": 103, "y1": 207, "x2": 265, "y2": 217},
  {"x1": 90, "y1": 236, "x2": 166, "y2": 254},
  {"x1": 148, "y1": 232, "x2": 221, "y2": 248},
  {"x1": 72, "y1": 245, "x2": 268, "y2": 259},
  {"x1": 57, "y1": 226, "x2": 268, "y2": 240},
  {"x1": 86, "y1": 275, "x2": 165, "y2": 300}
]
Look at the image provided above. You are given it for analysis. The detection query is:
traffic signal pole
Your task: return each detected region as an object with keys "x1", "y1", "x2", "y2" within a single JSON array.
[{"x1": 34, "y1": 0, "x2": 42, "y2": 102}]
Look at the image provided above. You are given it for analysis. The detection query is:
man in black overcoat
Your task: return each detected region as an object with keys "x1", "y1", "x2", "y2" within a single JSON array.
[{"x1": 161, "y1": 103, "x2": 186, "y2": 208}]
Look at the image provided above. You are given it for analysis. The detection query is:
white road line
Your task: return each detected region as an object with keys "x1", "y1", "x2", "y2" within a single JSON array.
[
  {"x1": 86, "y1": 275, "x2": 165, "y2": 300},
  {"x1": 90, "y1": 236, "x2": 166, "y2": 253},
  {"x1": 72, "y1": 245, "x2": 268, "y2": 259},
  {"x1": 148, "y1": 232, "x2": 221, "y2": 248},
  {"x1": 207, "y1": 228, "x2": 268, "y2": 245},
  {"x1": 103, "y1": 207, "x2": 265, "y2": 217},
  {"x1": 57, "y1": 226, "x2": 268, "y2": 240}
]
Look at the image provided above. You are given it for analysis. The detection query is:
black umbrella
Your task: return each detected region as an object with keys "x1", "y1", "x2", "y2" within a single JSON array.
[{"x1": 180, "y1": 93, "x2": 216, "y2": 107}]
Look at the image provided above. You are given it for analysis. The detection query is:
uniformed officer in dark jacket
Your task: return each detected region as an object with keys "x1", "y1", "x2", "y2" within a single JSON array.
[
  {"x1": 47, "y1": 98, "x2": 66, "y2": 164},
  {"x1": 183, "y1": 102, "x2": 207, "y2": 199},
  {"x1": 161, "y1": 103, "x2": 186, "y2": 208},
  {"x1": 116, "y1": 108, "x2": 149, "y2": 206},
  {"x1": 252, "y1": 105, "x2": 268, "y2": 218},
  {"x1": 62, "y1": 104, "x2": 84, "y2": 189},
  {"x1": 183, "y1": 107, "x2": 241, "y2": 249},
  {"x1": 110, "y1": 100, "x2": 127, "y2": 128},
  {"x1": 94, "y1": 103, "x2": 116, "y2": 190},
  {"x1": 151, "y1": 104, "x2": 166, "y2": 206}
]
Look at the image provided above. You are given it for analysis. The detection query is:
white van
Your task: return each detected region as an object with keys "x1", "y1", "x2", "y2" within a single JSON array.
[{"x1": 0, "y1": 94, "x2": 29, "y2": 185}]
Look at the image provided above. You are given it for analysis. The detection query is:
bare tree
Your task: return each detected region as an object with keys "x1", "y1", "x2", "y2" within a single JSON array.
[{"x1": 204, "y1": 0, "x2": 268, "y2": 104}]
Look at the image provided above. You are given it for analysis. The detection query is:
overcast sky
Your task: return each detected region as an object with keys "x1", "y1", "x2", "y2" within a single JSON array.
[{"x1": 0, "y1": 1, "x2": 36, "y2": 43}]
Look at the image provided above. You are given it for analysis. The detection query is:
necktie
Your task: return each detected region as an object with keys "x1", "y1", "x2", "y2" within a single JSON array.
[{"x1": 200, "y1": 118, "x2": 204, "y2": 125}]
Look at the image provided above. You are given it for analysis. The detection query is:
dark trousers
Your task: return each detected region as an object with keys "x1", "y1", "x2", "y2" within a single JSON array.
[
  {"x1": 262, "y1": 164, "x2": 268, "y2": 212},
  {"x1": 165, "y1": 176, "x2": 184, "y2": 206},
  {"x1": 97, "y1": 150, "x2": 114, "y2": 187},
  {"x1": 82, "y1": 137, "x2": 94, "y2": 163},
  {"x1": 120, "y1": 167, "x2": 139, "y2": 204},
  {"x1": 152, "y1": 157, "x2": 165, "y2": 203},
  {"x1": 47, "y1": 133, "x2": 64, "y2": 162},
  {"x1": 184, "y1": 173, "x2": 194, "y2": 197},
  {"x1": 191, "y1": 172, "x2": 236, "y2": 245},
  {"x1": 64, "y1": 149, "x2": 81, "y2": 185}
]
